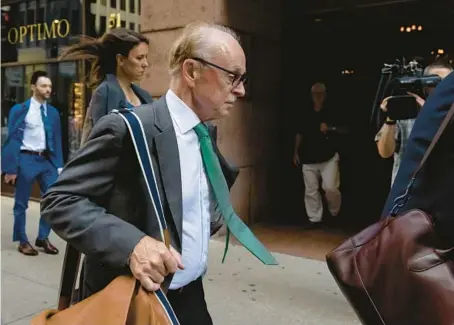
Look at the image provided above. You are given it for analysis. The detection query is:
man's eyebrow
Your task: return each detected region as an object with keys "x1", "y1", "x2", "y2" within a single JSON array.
[{"x1": 230, "y1": 65, "x2": 245, "y2": 74}]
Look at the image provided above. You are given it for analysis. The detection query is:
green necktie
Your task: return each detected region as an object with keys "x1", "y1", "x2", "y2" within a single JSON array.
[{"x1": 193, "y1": 123, "x2": 278, "y2": 265}]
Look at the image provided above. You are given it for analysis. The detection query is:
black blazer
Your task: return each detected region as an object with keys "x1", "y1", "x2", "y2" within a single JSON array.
[
  {"x1": 41, "y1": 97, "x2": 239, "y2": 299},
  {"x1": 81, "y1": 74, "x2": 154, "y2": 144}
]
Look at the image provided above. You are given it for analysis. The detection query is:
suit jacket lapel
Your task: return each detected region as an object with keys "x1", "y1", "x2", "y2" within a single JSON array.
[
  {"x1": 105, "y1": 75, "x2": 127, "y2": 110},
  {"x1": 132, "y1": 83, "x2": 154, "y2": 104},
  {"x1": 152, "y1": 97, "x2": 183, "y2": 243}
]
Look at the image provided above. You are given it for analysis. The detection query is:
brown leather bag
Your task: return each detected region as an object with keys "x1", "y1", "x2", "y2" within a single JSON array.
[
  {"x1": 31, "y1": 110, "x2": 180, "y2": 325},
  {"x1": 326, "y1": 103, "x2": 454, "y2": 325}
]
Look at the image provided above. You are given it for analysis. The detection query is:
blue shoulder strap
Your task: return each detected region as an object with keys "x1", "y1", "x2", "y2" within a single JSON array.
[{"x1": 112, "y1": 108, "x2": 180, "y2": 325}]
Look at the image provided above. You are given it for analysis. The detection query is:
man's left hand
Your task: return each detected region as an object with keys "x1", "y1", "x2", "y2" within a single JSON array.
[
  {"x1": 407, "y1": 92, "x2": 425, "y2": 107},
  {"x1": 320, "y1": 122, "x2": 329, "y2": 133}
]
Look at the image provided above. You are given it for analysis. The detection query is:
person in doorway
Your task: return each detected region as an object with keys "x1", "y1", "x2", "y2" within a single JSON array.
[
  {"x1": 41, "y1": 22, "x2": 275, "y2": 325},
  {"x1": 1, "y1": 70, "x2": 63, "y2": 256},
  {"x1": 293, "y1": 82, "x2": 342, "y2": 227},
  {"x1": 59, "y1": 28, "x2": 153, "y2": 144},
  {"x1": 375, "y1": 61, "x2": 453, "y2": 186}
]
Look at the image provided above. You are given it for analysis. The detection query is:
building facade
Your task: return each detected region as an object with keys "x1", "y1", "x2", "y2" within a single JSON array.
[
  {"x1": 2, "y1": 0, "x2": 452, "y2": 227},
  {"x1": 1, "y1": 0, "x2": 144, "y2": 198},
  {"x1": 1, "y1": 0, "x2": 282, "y2": 227}
]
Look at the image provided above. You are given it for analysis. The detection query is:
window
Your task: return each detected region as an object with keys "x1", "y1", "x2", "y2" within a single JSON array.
[
  {"x1": 100, "y1": 16, "x2": 106, "y2": 32},
  {"x1": 38, "y1": 7, "x2": 44, "y2": 23},
  {"x1": 129, "y1": 0, "x2": 135, "y2": 13},
  {"x1": 71, "y1": 10, "x2": 79, "y2": 34}
]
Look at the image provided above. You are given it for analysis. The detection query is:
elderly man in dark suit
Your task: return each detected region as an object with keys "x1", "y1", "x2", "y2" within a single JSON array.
[
  {"x1": 382, "y1": 69, "x2": 454, "y2": 246},
  {"x1": 41, "y1": 22, "x2": 275, "y2": 325}
]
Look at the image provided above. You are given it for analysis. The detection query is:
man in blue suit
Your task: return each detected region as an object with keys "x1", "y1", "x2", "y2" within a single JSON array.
[
  {"x1": 2, "y1": 70, "x2": 63, "y2": 256},
  {"x1": 382, "y1": 68, "x2": 454, "y2": 246}
]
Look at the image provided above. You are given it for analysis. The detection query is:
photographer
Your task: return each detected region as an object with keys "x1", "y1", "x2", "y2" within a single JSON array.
[{"x1": 375, "y1": 61, "x2": 453, "y2": 185}]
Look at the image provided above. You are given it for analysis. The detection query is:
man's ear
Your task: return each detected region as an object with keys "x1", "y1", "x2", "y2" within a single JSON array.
[
  {"x1": 116, "y1": 54, "x2": 124, "y2": 67},
  {"x1": 182, "y1": 59, "x2": 200, "y2": 87}
]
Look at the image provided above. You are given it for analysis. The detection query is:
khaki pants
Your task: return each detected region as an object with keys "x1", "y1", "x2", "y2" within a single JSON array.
[{"x1": 302, "y1": 153, "x2": 341, "y2": 223}]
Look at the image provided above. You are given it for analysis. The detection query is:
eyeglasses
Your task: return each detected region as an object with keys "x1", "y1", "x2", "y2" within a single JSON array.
[{"x1": 192, "y1": 57, "x2": 247, "y2": 87}]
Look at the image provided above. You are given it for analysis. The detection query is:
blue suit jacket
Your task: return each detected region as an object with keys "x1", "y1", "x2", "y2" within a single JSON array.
[
  {"x1": 1, "y1": 99, "x2": 64, "y2": 174},
  {"x1": 381, "y1": 71, "x2": 454, "y2": 243}
]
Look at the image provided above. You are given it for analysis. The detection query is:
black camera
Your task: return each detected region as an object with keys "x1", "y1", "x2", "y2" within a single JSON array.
[
  {"x1": 371, "y1": 58, "x2": 442, "y2": 124},
  {"x1": 385, "y1": 60, "x2": 441, "y2": 97}
]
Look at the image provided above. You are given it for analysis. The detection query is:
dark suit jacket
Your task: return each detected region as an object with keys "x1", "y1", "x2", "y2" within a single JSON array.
[
  {"x1": 381, "y1": 71, "x2": 454, "y2": 245},
  {"x1": 41, "y1": 96, "x2": 239, "y2": 298},
  {"x1": 81, "y1": 74, "x2": 154, "y2": 144}
]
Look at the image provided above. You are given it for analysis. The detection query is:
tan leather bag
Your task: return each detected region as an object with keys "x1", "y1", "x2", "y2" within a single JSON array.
[
  {"x1": 31, "y1": 276, "x2": 174, "y2": 325},
  {"x1": 31, "y1": 109, "x2": 181, "y2": 325}
]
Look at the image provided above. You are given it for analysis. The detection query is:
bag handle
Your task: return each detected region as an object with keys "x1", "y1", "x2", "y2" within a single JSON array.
[
  {"x1": 390, "y1": 102, "x2": 454, "y2": 216},
  {"x1": 57, "y1": 108, "x2": 179, "y2": 324}
]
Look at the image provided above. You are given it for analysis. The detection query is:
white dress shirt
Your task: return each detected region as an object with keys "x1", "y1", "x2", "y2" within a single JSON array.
[
  {"x1": 21, "y1": 97, "x2": 47, "y2": 152},
  {"x1": 166, "y1": 90, "x2": 217, "y2": 290}
]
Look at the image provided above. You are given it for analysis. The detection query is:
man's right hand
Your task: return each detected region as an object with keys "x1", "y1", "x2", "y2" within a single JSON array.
[
  {"x1": 380, "y1": 96, "x2": 392, "y2": 112},
  {"x1": 4, "y1": 174, "x2": 17, "y2": 185},
  {"x1": 129, "y1": 236, "x2": 184, "y2": 292},
  {"x1": 293, "y1": 153, "x2": 300, "y2": 167}
]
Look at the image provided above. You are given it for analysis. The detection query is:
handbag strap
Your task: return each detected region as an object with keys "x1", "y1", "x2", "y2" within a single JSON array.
[
  {"x1": 57, "y1": 108, "x2": 180, "y2": 325},
  {"x1": 390, "y1": 102, "x2": 454, "y2": 216},
  {"x1": 115, "y1": 109, "x2": 170, "y2": 247}
]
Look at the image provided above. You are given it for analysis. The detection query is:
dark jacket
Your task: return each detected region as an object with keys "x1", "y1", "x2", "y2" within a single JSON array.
[
  {"x1": 382, "y1": 71, "x2": 454, "y2": 245},
  {"x1": 41, "y1": 97, "x2": 239, "y2": 298},
  {"x1": 81, "y1": 74, "x2": 154, "y2": 144}
]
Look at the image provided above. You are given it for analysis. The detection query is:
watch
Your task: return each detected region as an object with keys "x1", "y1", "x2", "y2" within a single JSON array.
[{"x1": 385, "y1": 118, "x2": 396, "y2": 125}]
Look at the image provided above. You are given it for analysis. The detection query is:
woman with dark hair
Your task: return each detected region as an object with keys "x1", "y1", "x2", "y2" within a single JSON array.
[{"x1": 60, "y1": 28, "x2": 153, "y2": 144}]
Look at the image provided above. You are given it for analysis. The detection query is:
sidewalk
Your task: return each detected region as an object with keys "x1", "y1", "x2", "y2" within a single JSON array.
[{"x1": 1, "y1": 197, "x2": 359, "y2": 325}]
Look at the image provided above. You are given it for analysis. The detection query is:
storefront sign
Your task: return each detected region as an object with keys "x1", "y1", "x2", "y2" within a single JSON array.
[{"x1": 7, "y1": 19, "x2": 71, "y2": 44}]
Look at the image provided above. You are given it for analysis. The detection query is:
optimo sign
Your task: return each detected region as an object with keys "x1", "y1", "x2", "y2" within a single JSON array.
[{"x1": 7, "y1": 19, "x2": 70, "y2": 44}]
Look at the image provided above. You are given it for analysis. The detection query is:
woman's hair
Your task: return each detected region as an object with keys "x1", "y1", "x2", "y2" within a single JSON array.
[{"x1": 60, "y1": 28, "x2": 149, "y2": 88}]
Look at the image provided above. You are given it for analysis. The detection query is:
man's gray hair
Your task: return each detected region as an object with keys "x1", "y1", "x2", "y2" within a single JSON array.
[{"x1": 168, "y1": 22, "x2": 240, "y2": 77}]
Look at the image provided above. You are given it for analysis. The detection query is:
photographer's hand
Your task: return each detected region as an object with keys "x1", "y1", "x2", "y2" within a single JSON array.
[
  {"x1": 407, "y1": 92, "x2": 425, "y2": 107},
  {"x1": 380, "y1": 96, "x2": 393, "y2": 112}
]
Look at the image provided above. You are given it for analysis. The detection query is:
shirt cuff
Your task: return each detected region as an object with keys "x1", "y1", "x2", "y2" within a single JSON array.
[{"x1": 57, "y1": 168, "x2": 63, "y2": 174}]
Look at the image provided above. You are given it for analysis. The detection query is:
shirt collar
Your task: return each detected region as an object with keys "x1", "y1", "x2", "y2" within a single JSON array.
[
  {"x1": 31, "y1": 97, "x2": 46, "y2": 109},
  {"x1": 166, "y1": 90, "x2": 201, "y2": 134}
]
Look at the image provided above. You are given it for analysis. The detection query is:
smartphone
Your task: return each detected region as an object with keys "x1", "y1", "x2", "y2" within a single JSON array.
[{"x1": 386, "y1": 95, "x2": 419, "y2": 120}]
